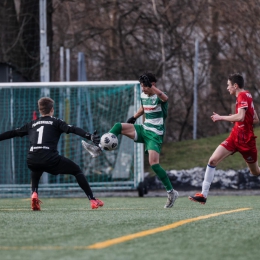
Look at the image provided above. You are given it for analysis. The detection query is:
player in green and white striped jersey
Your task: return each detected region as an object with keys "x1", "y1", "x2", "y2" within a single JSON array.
[{"x1": 83, "y1": 72, "x2": 178, "y2": 208}]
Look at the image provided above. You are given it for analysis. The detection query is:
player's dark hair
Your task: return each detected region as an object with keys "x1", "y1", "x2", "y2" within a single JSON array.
[
  {"x1": 38, "y1": 97, "x2": 54, "y2": 115},
  {"x1": 139, "y1": 72, "x2": 157, "y2": 87},
  {"x1": 228, "y1": 73, "x2": 244, "y2": 88}
]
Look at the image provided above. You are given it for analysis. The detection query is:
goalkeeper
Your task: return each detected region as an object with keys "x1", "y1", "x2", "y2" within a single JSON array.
[
  {"x1": 83, "y1": 72, "x2": 179, "y2": 208},
  {"x1": 0, "y1": 97, "x2": 103, "y2": 210}
]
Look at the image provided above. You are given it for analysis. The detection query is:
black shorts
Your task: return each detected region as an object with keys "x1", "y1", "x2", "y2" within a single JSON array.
[{"x1": 27, "y1": 150, "x2": 81, "y2": 176}]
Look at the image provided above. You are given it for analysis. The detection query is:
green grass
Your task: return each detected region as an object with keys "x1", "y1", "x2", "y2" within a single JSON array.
[
  {"x1": 1, "y1": 196, "x2": 260, "y2": 260},
  {"x1": 158, "y1": 126, "x2": 260, "y2": 171},
  {"x1": 2, "y1": 129, "x2": 260, "y2": 259}
]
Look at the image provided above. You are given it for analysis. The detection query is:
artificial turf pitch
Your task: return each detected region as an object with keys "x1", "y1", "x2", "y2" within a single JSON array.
[{"x1": 0, "y1": 196, "x2": 259, "y2": 260}]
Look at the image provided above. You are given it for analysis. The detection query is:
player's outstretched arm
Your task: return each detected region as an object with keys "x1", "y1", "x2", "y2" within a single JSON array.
[
  {"x1": 0, "y1": 127, "x2": 28, "y2": 141},
  {"x1": 65, "y1": 124, "x2": 100, "y2": 146},
  {"x1": 0, "y1": 130, "x2": 17, "y2": 141}
]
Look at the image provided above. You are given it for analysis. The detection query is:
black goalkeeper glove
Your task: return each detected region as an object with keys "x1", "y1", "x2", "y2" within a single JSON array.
[
  {"x1": 90, "y1": 130, "x2": 100, "y2": 146},
  {"x1": 126, "y1": 116, "x2": 136, "y2": 124}
]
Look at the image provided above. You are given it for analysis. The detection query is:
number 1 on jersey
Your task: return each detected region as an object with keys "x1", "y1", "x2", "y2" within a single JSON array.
[{"x1": 37, "y1": 126, "x2": 44, "y2": 144}]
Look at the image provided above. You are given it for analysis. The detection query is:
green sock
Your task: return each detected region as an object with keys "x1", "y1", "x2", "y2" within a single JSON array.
[
  {"x1": 151, "y1": 164, "x2": 173, "y2": 192},
  {"x1": 109, "y1": 123, "x2": 122, "y2": 137}
]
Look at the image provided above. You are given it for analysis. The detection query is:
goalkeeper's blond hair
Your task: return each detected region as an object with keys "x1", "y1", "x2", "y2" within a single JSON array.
[{"x1": 38, "y1": 97, "x2": 54, "y2": 115}]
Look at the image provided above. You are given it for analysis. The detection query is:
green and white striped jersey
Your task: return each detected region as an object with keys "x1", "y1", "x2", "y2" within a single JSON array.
[{"x1": 141, "y1": 92, "x2": 168, "y2": 136}]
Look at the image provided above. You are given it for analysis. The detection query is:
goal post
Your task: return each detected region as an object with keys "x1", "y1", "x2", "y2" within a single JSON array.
[{"x1": 0, "y1": 81, "x2": 144, "y2": 198}]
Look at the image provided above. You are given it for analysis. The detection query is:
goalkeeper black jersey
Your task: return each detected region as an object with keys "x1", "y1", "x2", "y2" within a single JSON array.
[{"x1": 0, "y1": 116, "x2": 90, "y2": 151}]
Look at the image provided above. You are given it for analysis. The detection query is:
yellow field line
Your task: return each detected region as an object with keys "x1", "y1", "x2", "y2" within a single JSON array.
[
  {"x1": 86, "y1": 208, "x2": 251, "y2": 249},
  {"x1": 0, "y1": 208, "x2": 251, "y2": 251}
]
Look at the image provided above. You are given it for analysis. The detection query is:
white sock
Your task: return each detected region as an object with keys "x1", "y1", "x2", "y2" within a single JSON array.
[{"x1": 201, "y1": 165, "x2": 216, "y2": 198}]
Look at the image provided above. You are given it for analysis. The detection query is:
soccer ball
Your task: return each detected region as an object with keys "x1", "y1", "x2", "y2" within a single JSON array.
[{"x1": 100, "y1": 133, "x2": 118, "y2": 151}]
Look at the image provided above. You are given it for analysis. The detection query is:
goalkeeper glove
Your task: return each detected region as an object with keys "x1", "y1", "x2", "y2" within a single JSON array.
[
  {"x1": 126, "y1": 116, "x2": 136, "y2": 124},
  {"x1": 89, "y1": 130, "x2": 100, "y2": 146}
]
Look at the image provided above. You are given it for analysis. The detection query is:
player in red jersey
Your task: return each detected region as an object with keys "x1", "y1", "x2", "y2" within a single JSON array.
[{"x1": 189, "y1": 73, "x2": 259, "y2": 204}]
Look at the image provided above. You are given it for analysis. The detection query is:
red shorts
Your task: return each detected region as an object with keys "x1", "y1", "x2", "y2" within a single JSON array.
[{"x1": 220, "y1": 134, "x2": 258, "y2": 163}]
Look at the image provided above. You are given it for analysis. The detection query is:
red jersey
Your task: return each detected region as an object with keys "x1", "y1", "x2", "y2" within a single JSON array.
[{"x1": 231, "y1": 90, "x2": 255, "y2": 143}]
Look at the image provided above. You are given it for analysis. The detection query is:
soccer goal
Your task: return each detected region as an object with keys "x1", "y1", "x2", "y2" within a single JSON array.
[{"x1": 0, "y1": 81, "x2": 144, "y2": 198}]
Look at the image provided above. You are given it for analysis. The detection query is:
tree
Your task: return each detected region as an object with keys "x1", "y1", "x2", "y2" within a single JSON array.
[{"x1": 1, "y1": 0, "x2": 259, "y2": 140}]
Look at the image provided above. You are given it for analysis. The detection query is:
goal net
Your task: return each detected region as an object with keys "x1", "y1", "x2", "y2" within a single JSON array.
[{"x1": 0, "y1": 81, "x2": 144, "y2": 198}]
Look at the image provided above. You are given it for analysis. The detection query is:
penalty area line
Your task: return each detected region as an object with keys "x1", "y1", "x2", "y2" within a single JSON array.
[{"x1": 86, "y1": 208, "x2": 251, "y2": 249}]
